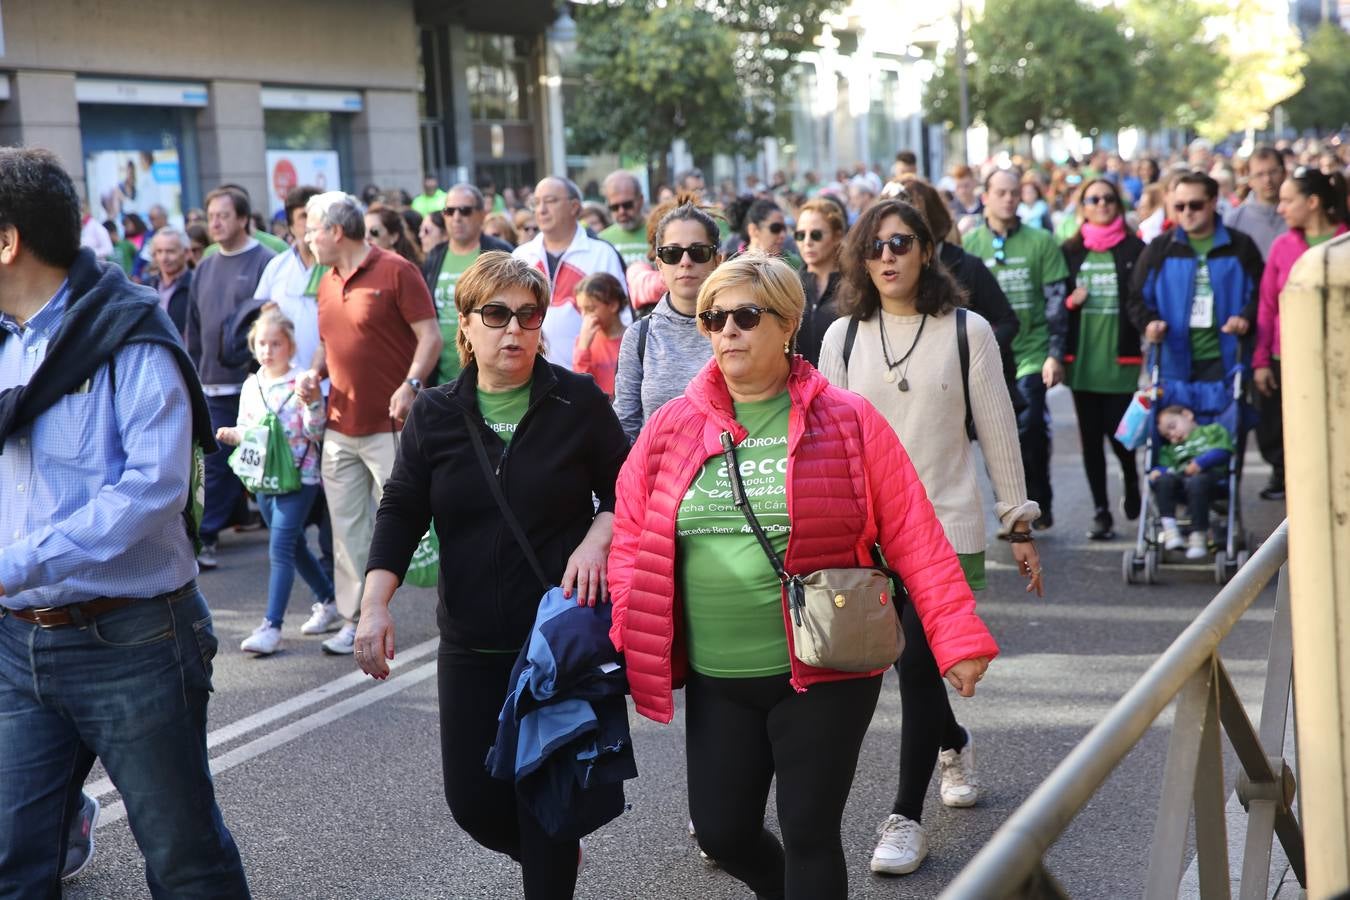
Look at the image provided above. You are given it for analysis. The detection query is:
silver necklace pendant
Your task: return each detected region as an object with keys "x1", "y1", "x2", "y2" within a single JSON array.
[
  {"x1": 897, "y1": 377, "x2": 910, "y2": 392},
  {"x1": 884, "y1": 370, "x2": 897, "y2": 383}
]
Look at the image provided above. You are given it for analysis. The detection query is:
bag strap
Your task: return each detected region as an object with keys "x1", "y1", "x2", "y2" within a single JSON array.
[
  {"x1": 719, "y1": 431, "x2": 803, "y2": 625},
  {"x1": 957, "y1": 308, "x2": 975, "y2": 441},
  {"x1": 636, "y1": 316, "x2": 651, "y2": 367},
  {"x1": 842, "y1": 316, "x2": 860, "y2": 370},
  {"x1": 464, "y1": 408, "x2": 551, "y2": 592}
]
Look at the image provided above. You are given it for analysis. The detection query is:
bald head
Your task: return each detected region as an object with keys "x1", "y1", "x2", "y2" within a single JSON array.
[{"x1": 531, "y1": 177, "x2": 581, "y2": 242}]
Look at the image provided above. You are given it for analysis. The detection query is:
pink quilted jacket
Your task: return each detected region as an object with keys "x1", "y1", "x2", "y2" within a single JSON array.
[{"x1": 608, "y1": 357, "x2": 999, "y2": 723}]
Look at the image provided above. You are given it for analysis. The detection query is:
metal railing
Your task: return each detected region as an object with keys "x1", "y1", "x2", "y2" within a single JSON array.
[{"x1": 941, "y1": 520, "x2": 1302, "y2": 899}]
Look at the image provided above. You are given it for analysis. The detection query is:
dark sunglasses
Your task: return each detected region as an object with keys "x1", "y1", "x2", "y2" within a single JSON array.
[
  {"x1": 1083, "y1": 194, "x2": 1118, "y2": 207},
  {"x1": 367, "y1": 228, "x2": 382, "y2": 238},
  {"x1": 443, "y1": 205, "x2": 478, "y2": 218},
  {"x1": 991, "y1": 234, "x2": 1006, "y2": 266},
  {"x1": 607, "y1": 199, "x2": 636, "y2": 213},
  {"x1": 698, "y1": 305, "x2": 781, "y2": 332},
  {"x1": 794, "y1": 229, "x2": 825, "y2": 242},
  {"x1": 765, "y1": 222, "x2": 787, "y2": 235},
  {"x1": 866, "y1": 234, "x2": 918, "y2": 260},
  {"x1": 1172, "y1": 200, "x2": 1209, "y2": 213},
  {"x1": 472, "y1": 303, "x2": 545, "y2": 329},
  {"x1": 655, "y1": 243, "x2": 717, "y2": 265}
]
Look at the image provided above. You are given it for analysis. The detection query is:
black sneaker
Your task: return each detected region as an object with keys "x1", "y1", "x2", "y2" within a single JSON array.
[
  {"x1": 1259, "y1": 484, "x2": 1285, "y2": 501},
  {"x1": 1033, "y1": 511, "x2": 1054, "y2": 531},
  {"x1": 1122, "y1": 480, "x2": 1141, "y2": 521},
  {"x1": 61, "y1": 792, "x2": 99, "y2": 881},
  {"x1": 1088, "y1": 508, "x2": 1114, "y2": 541}
]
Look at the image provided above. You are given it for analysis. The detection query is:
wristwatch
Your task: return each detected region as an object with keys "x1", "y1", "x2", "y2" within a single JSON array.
[{"x1": 405, "y1": 378, "x2": 423, "y2": 393}]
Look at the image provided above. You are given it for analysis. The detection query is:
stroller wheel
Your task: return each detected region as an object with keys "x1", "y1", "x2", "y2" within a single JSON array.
[
  {"x1": 1236, "y1": 549, "x2": 1250, "y2": 571},
  {"x1": 1144, "y1": 549, "x2": 1160, "y2": 585},
  {"x1": 1214, "y1": 550, "x2": 1230, "y2": 586},
  {"x1": 1122, "y1": 549, "x2": 1140, "y2": 585}
]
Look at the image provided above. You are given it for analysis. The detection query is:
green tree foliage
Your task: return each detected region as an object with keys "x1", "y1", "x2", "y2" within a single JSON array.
[
  {"x1": 924, "y1": 0, "x2": 1134, "y2": 137},
  {"x1": 1281, "y1": 23, "x2": 1350, "y2": 133},
  {"x1": 1121, "y1": 0, "x2": 1225, "y2": 130},
  {"x1": 568, "y1": 0, "x2": 842, "y2": 163}
]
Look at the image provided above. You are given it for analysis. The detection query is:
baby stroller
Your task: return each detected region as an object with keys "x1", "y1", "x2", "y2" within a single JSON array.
[{"x1": 1122, "y1": 347, "x2": 1254, "y2": 586}]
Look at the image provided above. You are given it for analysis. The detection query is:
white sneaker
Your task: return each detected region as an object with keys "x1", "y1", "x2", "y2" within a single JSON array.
[
  {"x1": 870, "y1": 814, "x2": 928, "y2": 875},
  {"x1": 300, "y1": 601, "x2": 342, "y2": 635},
  {"x1": 240, "y1": 621, "x2": 282, "y2": 655},
  {"x1": 1160, "y1": 527, "x2": 1185, "y2": 551},
  {"x1": 939, "y1": 727, "x2": 979, "y2": 808},
  {"x1": 1186, "y1": 531, "x2": 1209, "y2": 560},
  {"x1": 322, "y1": 623, "x2": 356, "y2": 655}
]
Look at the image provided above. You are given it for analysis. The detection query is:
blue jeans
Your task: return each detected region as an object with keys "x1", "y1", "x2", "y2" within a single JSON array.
[
  {"x1": 1016, "y1": 373, "x2": 1053, "y2": 515},
  {"x1": 202, "y1": 394, "x2": 245, "y2": 545},
  {"x1": 0, "y1": 584, "x2": 249, "y2": 899},
  {"x1": 257, "y1": 484, "x2": 334, "y2": 628}
]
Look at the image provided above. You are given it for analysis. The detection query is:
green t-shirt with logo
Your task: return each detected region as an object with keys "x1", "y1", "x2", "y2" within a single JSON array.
[
  {"x1": 477, "y1": 381, "x2": 532, "y2": 445},
  {"x1": 1187, "y1": 234, "x2": 1221, "y2": 362},
  {"x1": 1158, "y1": 422, "x2": 1234, "y2": 473},
  {"x1": 435, "y1": 250, "x2": 480, "y2": 382},
  {"x1": 1067, "y1": 251, "x2": 1139, "y2": 394},
  {"x1": 964, "y1": 225, "x2": 1070, "y2": 378},
  {"x1": 677, "y1": 392, "x2": 792, "y2": 678},
  {"x1": 598, "y1": 222, "x2": 649, "y2": 267}
]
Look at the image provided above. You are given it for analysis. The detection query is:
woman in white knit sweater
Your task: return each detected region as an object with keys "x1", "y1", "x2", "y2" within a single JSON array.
[{"x1": 817, "y1": 199, "x2": 1044, "y2": 877}]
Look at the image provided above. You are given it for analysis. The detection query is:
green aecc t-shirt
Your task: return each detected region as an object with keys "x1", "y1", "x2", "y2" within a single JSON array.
[
  {"x1": 598, "y1": 222, "x2": 649, "y2": 267},
  {"x1": 1067, "y1": 250, "x2": 1139, "y2": 394},
  {"x1": 477, "y1": 381, "x2": 532, "y2": 445},
  {"x1": 963, "y1": 225, "x2": 1070, "y2": 378},
  {"x1": 435, "y1": 249, "x2": 480, "y2": 382},
  {"x1": 1187, "y1": 234, "x2": 1221, "y2": 362},
  {"x1": 678, "y1": 392, "x2": 792, "y2": 678}
]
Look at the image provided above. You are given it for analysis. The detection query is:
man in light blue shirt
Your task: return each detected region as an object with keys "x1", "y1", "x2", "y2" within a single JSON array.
[{"x1": 0, "y1": 148, "x2": 249, "y2": 897}]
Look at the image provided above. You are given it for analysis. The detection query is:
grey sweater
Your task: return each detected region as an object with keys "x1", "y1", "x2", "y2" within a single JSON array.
[
  {"x1": 1224, "y1": 198, "x2": 1286, "y2": 260},
  {"x1": 613, "y1": 295, "x2": 713, "y2": 442},
  {"x1": 187, "y1": 241, "x2": 275, "y2": 387}
]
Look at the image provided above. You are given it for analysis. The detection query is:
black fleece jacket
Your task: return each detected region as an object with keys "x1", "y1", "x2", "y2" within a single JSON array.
[{"x1": 366, "y1": 354, "x2": 629, "y2": 650}]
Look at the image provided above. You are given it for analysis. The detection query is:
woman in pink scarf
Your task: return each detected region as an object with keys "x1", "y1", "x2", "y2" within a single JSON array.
[{"x1": 1059, "y1": 178, "x2": 1147, "y2": 540}]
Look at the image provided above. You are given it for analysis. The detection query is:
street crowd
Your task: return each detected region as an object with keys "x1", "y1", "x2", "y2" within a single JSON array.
[{"x1": 0, "y1": 130, "x2": 1343, "y2": 898}]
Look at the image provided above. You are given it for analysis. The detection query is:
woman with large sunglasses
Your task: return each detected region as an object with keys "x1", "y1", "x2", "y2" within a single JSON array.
[
  {"x1": 612, "y1": 193, "x2": 724, "y2": 442},
  {"x1": 609, "y1": 253, "x2": 997, "y2": 900},
  {"x1": 353, "y1": 251, "x2": 629, "y2": 900},
  {"x1": 817, "y1": 199, "x2": 1043, "y2": 878},
  {"x1": 726, "y1": 196, "x2": 804, "y2": 269},
  {"x1": 793, "y1": 197, "x2": 847, "y2": 366},
  {"x1": 1060, "y1": 178, "x2": 1146, "y2": 540},
  {"x1": 1253, "y1": 166, "x2": 1349, "y2": 500}
]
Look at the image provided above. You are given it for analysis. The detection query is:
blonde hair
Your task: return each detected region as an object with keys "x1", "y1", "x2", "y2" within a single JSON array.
[
  {"x1": 247, "y1": 303, "x2": 297, "y2": 357},
  {"x1": 695, "y1": 252, "x2": 804, "y2": 351},
  {"x1": 454, "y1": 251, "x2": 550, "y2": 368}
]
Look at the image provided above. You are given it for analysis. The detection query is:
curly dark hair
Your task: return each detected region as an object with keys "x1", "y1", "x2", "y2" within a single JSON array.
[
  {"x1": 837, "y1": 199, "x2": 966, "y2": 320},
  {"x1": 0, "y1": 148, "x2": 81, "y2": 268}
]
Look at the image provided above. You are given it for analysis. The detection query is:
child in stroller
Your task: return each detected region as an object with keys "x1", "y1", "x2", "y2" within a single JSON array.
[{"x1": 1151, "y1": 404, "x2": 1235, "y2": 559}]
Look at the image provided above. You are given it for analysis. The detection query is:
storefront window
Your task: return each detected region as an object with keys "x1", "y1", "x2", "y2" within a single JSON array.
[
  {"x1": 263, "y1": 109, "x2": 353, "y2": 218},
  {"x1": 465, "y1": 32, "x2": 530, "y2": 121},
  {"x1": 80, "y1": 104, "x2": 199, "y2": 230}
]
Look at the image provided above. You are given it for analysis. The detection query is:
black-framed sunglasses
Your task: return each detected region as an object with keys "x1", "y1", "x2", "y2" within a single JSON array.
[
  {"x1": 655, "y1": 243, "x2": 717, "y2": 265},
  {"x1": 471, "y1": 303, "x2": 545, "y2": 329},
  {"x1": 698, "y1": 305, "x2": 781, "y2": 333},
  {"x1": 866, "y1": 234, "x2": 918, "y2": 260},
  {"x1": 991, "y1": 234, "x2": 1007, "y2": 266},
  {"x1": 794, "y1": 229, "x2": 825, "y2": 243},
  {"x1": 765, "y1": 222, "x2": 787, "y2": 235},
  {"x1": 1172, "y1": 200, "x2": 1208, "y2": 213},
  {"x1": 443, "y1": 205, "x2": 478, "y2": 218},
  {"x1": 607, "y1": 199, "x2": 636, "y2": 213},
  {"x1": 1083, "y1": 194, "x2": 1118, "y2": 207}
]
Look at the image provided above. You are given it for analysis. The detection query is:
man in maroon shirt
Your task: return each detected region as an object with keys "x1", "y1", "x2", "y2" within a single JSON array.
[{"x1": 296, "y1": 192, "x2": 441, "y2": 655}]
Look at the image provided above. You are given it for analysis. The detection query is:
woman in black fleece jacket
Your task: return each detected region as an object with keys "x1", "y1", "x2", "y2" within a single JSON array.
[{"x1": 353, "y1": 252, "x2": 628, "y2": 899}]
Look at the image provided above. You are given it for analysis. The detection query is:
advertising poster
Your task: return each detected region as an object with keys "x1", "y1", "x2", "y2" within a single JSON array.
[
  {"x1": 265, "y1": 150, "x2": 341, "y2": 218},
  {"x1": 85, "y1": 149, "x2": 184, "y2": 229}
]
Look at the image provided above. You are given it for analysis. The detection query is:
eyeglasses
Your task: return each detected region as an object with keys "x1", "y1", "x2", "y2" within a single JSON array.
[
  {"x1": 655, "y1": 243, "x2": 717, "y2": 265},
  {"x1": 794, "y1": 229, "x2": 825, "y2": 243},
  {"x1": 528, "y1": 195, "x2": 565, "y2": 211},
  {"x1": 443, "y1": 206, "x2": 478, "y2": 218},
  {"x1": 1172, "y1": 200, "x2": 1208, "y2": 213},
  {"x1": 1083, "y1": 195, "x2": 1118, "y2": 207},
  {"x1": 764, "y1": 222, "x2": 786, "y2": 235},
  {"x1": 991, "y1": 234, "x2": 1006, "y2": 266},
  {"x1": 866, "y1": 234, "x2": 918, "y2": 260},
  {"x1": 698, "y1": 305, "x2": 781, "y2": 333},
  {"x1": 471, "y1": 303, "x2": 545, "y2": 329},
  {"x1": 607, "y1": 199, "x2": 636, "y2": 213}
]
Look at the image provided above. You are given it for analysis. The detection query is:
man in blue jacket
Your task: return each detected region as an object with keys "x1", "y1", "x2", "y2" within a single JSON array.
[{"x1": 1127, "y1": 172, "x2": 1264, "y2": 385}]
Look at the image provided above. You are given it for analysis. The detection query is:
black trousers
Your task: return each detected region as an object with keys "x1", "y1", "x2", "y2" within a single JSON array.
[
  {"x1": 892, "y1": 599, "x2": 967, "y2": 823},
  {"x1": 1154, "y1": 468, "x2": 1227, "y2": 532},
  {"x1": 1070, "y1": 390, "x2": 1138, "y2": 511},
  {"x1": 1255, "y1": 360, "x2": 1284, "y2": 487},
  {"x1": 685, "y1": 670, "x2": 882, "y2": 900},
  {"x1": 437, "y1": 645, "x2": 578, "y2": 900}
]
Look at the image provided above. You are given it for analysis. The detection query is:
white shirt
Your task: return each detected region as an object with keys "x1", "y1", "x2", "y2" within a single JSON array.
[{"x1": 254, "y1": 246, "x2": 327, "y2": 396}]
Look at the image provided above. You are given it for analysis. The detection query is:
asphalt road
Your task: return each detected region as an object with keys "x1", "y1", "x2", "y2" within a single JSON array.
[{"x1": 64, "y1": 387, "x2": 1289, "y2": 899}]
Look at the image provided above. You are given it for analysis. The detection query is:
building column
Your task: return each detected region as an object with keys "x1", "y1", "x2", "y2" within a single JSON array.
[
  {"x1": 198, "y1": 80, "x2": 266, "y2": 207},
  {"x1": 351, "y1": 89, "x2": 422, "y2": 200},
  {"x1": 0, "y1": 71, "x2": 82, "y2": 192},
  {"x1": 447, "y1": 25, "x2": 476, "y2": 183}
]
